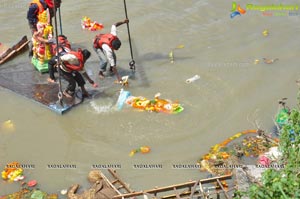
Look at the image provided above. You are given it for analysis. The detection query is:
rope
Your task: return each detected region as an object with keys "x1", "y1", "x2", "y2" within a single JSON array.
[
  {"x1": 53, "y1": 0, "x2": 64, "y2": 106},
  {"x1": 123, "y1": 0, "x2": 135, "y2": 72}
]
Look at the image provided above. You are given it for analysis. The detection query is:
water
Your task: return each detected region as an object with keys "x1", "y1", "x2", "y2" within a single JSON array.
[{"x1": 1, "y1": 0, "x2": 300, "y2": 196}]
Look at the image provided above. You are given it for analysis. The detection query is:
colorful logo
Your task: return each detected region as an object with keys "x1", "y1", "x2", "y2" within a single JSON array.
[{"x1": 230, "y1": 2, "x2": 246, "y2": 18}]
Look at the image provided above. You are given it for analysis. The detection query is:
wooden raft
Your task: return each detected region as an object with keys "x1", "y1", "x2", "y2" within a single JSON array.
[{"x1": 0, "y1": 36, "x2": 29, "y2": 65}]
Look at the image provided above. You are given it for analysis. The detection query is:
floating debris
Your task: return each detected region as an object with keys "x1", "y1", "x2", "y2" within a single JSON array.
[
  {"x1": 169, "y1": 44, "x2": 184, "y2": 63},
  {"x1": 129, "y1": 146, "x2": 151, "y2": 157},
  {"x1": 114, "y1": 75, "x2": 129, "y2": 86},
  {"x1": 262, "y1": 29, "x2": 269, "y2": 37},
  {"x1": 1, "y1": 120, "x2": 15, "y2": 132},
  {"x1": 186, "y1": 75, "x2": 200, "y2": 83},
  {"x1": 169, "y1": 50, "x2": 174, "y2": 63},
  {"x1": 237, "y1": 5, "x2": 246, "y2": 14},
  {"x1": 125, "y1": 92, "x2": 184, "y2": 114},
  {"x1": 199, "y1": 130, "x2": 279, "y2": 176},
  {"x1": 81, "y1": 16, "x2": 104, "y2": 31},
  {"x1": 263, "y1": 58, "x2": 278, "y2": 64},
  {"x1": 60, "y1": 189, "x2": 68, "y2": 195},
  {"x1": 254, "y1": 59, "x2": 260, "y2": 64},
  {"x1": 27, "y1": 180, "x2": 37, "y2": 187},
  {"x1": 1, "y1": 162, "x2": 24, "y2": 182}
]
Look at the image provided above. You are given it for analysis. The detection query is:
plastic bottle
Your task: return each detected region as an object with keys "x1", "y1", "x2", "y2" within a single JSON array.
[{"x1": 186, "y1": 75, "x2": 200, "y2": 83}]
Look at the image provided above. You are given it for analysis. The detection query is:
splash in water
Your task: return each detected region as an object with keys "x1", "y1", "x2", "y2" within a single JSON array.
[{"x1": 89, "y1": 101, "x2": 114, "y2": 114}]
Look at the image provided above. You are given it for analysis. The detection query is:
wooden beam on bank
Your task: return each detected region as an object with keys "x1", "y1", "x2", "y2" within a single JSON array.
[{"x1": 113, "y1": 174, "x2": 232, "y2": 199}]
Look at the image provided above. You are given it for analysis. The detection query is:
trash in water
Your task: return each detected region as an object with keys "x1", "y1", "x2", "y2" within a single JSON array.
[
  {"x1": 81, "y1": 16, "x2": 104, "y2": 31},
  {"x1": 263, "y1": 58, "x2": 278, "y2": 64},
  {"x1": 169, "y1": 50, "x2": 174, "y2": 63},
  {"x1": 27, "y1": 180, "x2": 37, "y2": 187},
  {"x1": 1, "y1": 120, "x2": 15, "y2": 132},
  {"x1": 169, "y1": 44, "x2": 184, "y2": 63},
  {"x1": 262, "y1": 29, "x2": 269, "y2": 37},
  {"x1": 254, "y1": 59, "x2": 260, "y2": 64},
  {"x1": 116, "y1": 89, "x2": 131, "y2": 110},
  {"x1": 1, "y1": 188, "x2": 58, "y2": 199},
  {"x1": 1, "y1": 162, "x2": 24, "y2": 182},
  {"x1": 60, "y1": 189, "x2": 68, "y2": 195},
  {"x1": 186, "y1": 75, "x2": 200, "y2": 83},
  {"x1": 129, "y1": 146, "x2": 151, "y2": 157},
  {"x1": 125, "y1": 93, "x2": 184, "y2": 114},
  {"x1": 114, "y1": 76, "x2": 129, "y2": 86}
]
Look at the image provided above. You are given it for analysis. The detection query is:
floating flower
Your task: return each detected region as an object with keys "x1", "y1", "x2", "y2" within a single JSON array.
[
  {"x1": 129, "y1": 146, "x2": 151, "y2": 157},
  {"x1": 81, "y1": 16, "x2": 104, "y2": 31}
]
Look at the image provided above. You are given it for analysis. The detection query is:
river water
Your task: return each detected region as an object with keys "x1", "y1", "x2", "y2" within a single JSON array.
[{"x1": 0, "y1": 0, "x2": 299, "y2": 197}]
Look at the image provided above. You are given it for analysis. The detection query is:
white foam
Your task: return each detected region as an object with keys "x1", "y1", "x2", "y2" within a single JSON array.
[{"x1": 89, "y1": 101, "x2": 114, "y2": 114}]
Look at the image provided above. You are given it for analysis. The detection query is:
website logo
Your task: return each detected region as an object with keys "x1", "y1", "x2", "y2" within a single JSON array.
[{"x1": 230, "y1": 2, "x2": 246, "y2": 19}]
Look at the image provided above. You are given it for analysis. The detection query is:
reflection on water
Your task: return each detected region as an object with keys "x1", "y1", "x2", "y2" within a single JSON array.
[{"x1": 0, "y1": 0, "x2": 300, "y2": 196}]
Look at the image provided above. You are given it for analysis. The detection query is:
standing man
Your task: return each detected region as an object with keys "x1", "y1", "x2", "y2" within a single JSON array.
[
  {"x1": 27, "y1": 0, "x2": 48, "y2": 34},
  {"x1": 93, "y1": 19, "x2": 129, "y2": 83},
  {"x1": 44, "y1": 0, "x2": 62, "y2": 25}
]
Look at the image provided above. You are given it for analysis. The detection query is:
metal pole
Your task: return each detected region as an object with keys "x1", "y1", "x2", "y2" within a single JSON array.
[
  {"x1": 123, "y1": 0, "x2": 135, "y2": 72},
  {"x1": 58, "y1": 7, "x2": 63, "y2": 35},
  {"x1": 53, "y1": 0, "x2": 63, "y2": 106}
]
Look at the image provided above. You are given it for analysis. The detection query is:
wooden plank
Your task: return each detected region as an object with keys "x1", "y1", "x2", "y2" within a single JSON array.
[
  {"x1": 111, "y1": 179, "x2": 119, "y2": 184},
  {"x1": 113, "y1": 174, "x2": 232, "y2": 199},
  {"x1": 100, "y1": 172, "x2": 122, "y2": 195},
  {"x1": 216, "y1": 179, "x2": 230, "y2": 199},
  {"x1": 173, "y1": 187, "x2": 180, "y2": 199},
  {"x1": 199, "y1": 181, "x2": 207, "y2": 199},
  {"x1": 189, "y1": 180, "x2": 199, "y2": 198},
  {"x1": 108, "y1": 169, "x2": 134, "y2": 193},
  {"x1": 0, "y1": 36, "x2": 29, "y2": 65}
]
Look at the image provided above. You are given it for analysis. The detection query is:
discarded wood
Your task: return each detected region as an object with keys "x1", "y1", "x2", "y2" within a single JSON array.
[
  {"x1": 173, "y1": 187, "x2": 180, "y2": 199},
  {"x1": 100, "y1": 171, "x2": 122, "y2": 195},
  {"x1": 216, "y1": 179, "x2": 230, "y2": 199},
  {"x1": 198, "y1": 181, "x2": 207, "y2": 199},
  {"x1": 108, "y1": 169, "x2": 134, "y2": 194},
  {"x1": 113, "y1": 174, "x2": 232, "y2": 199},
  {"x1": 0, "y1": 36, "x2": 29, "y2": 65},
  {"x1": 189, "y1": 180, "x2": 199, "y2": 198}
]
